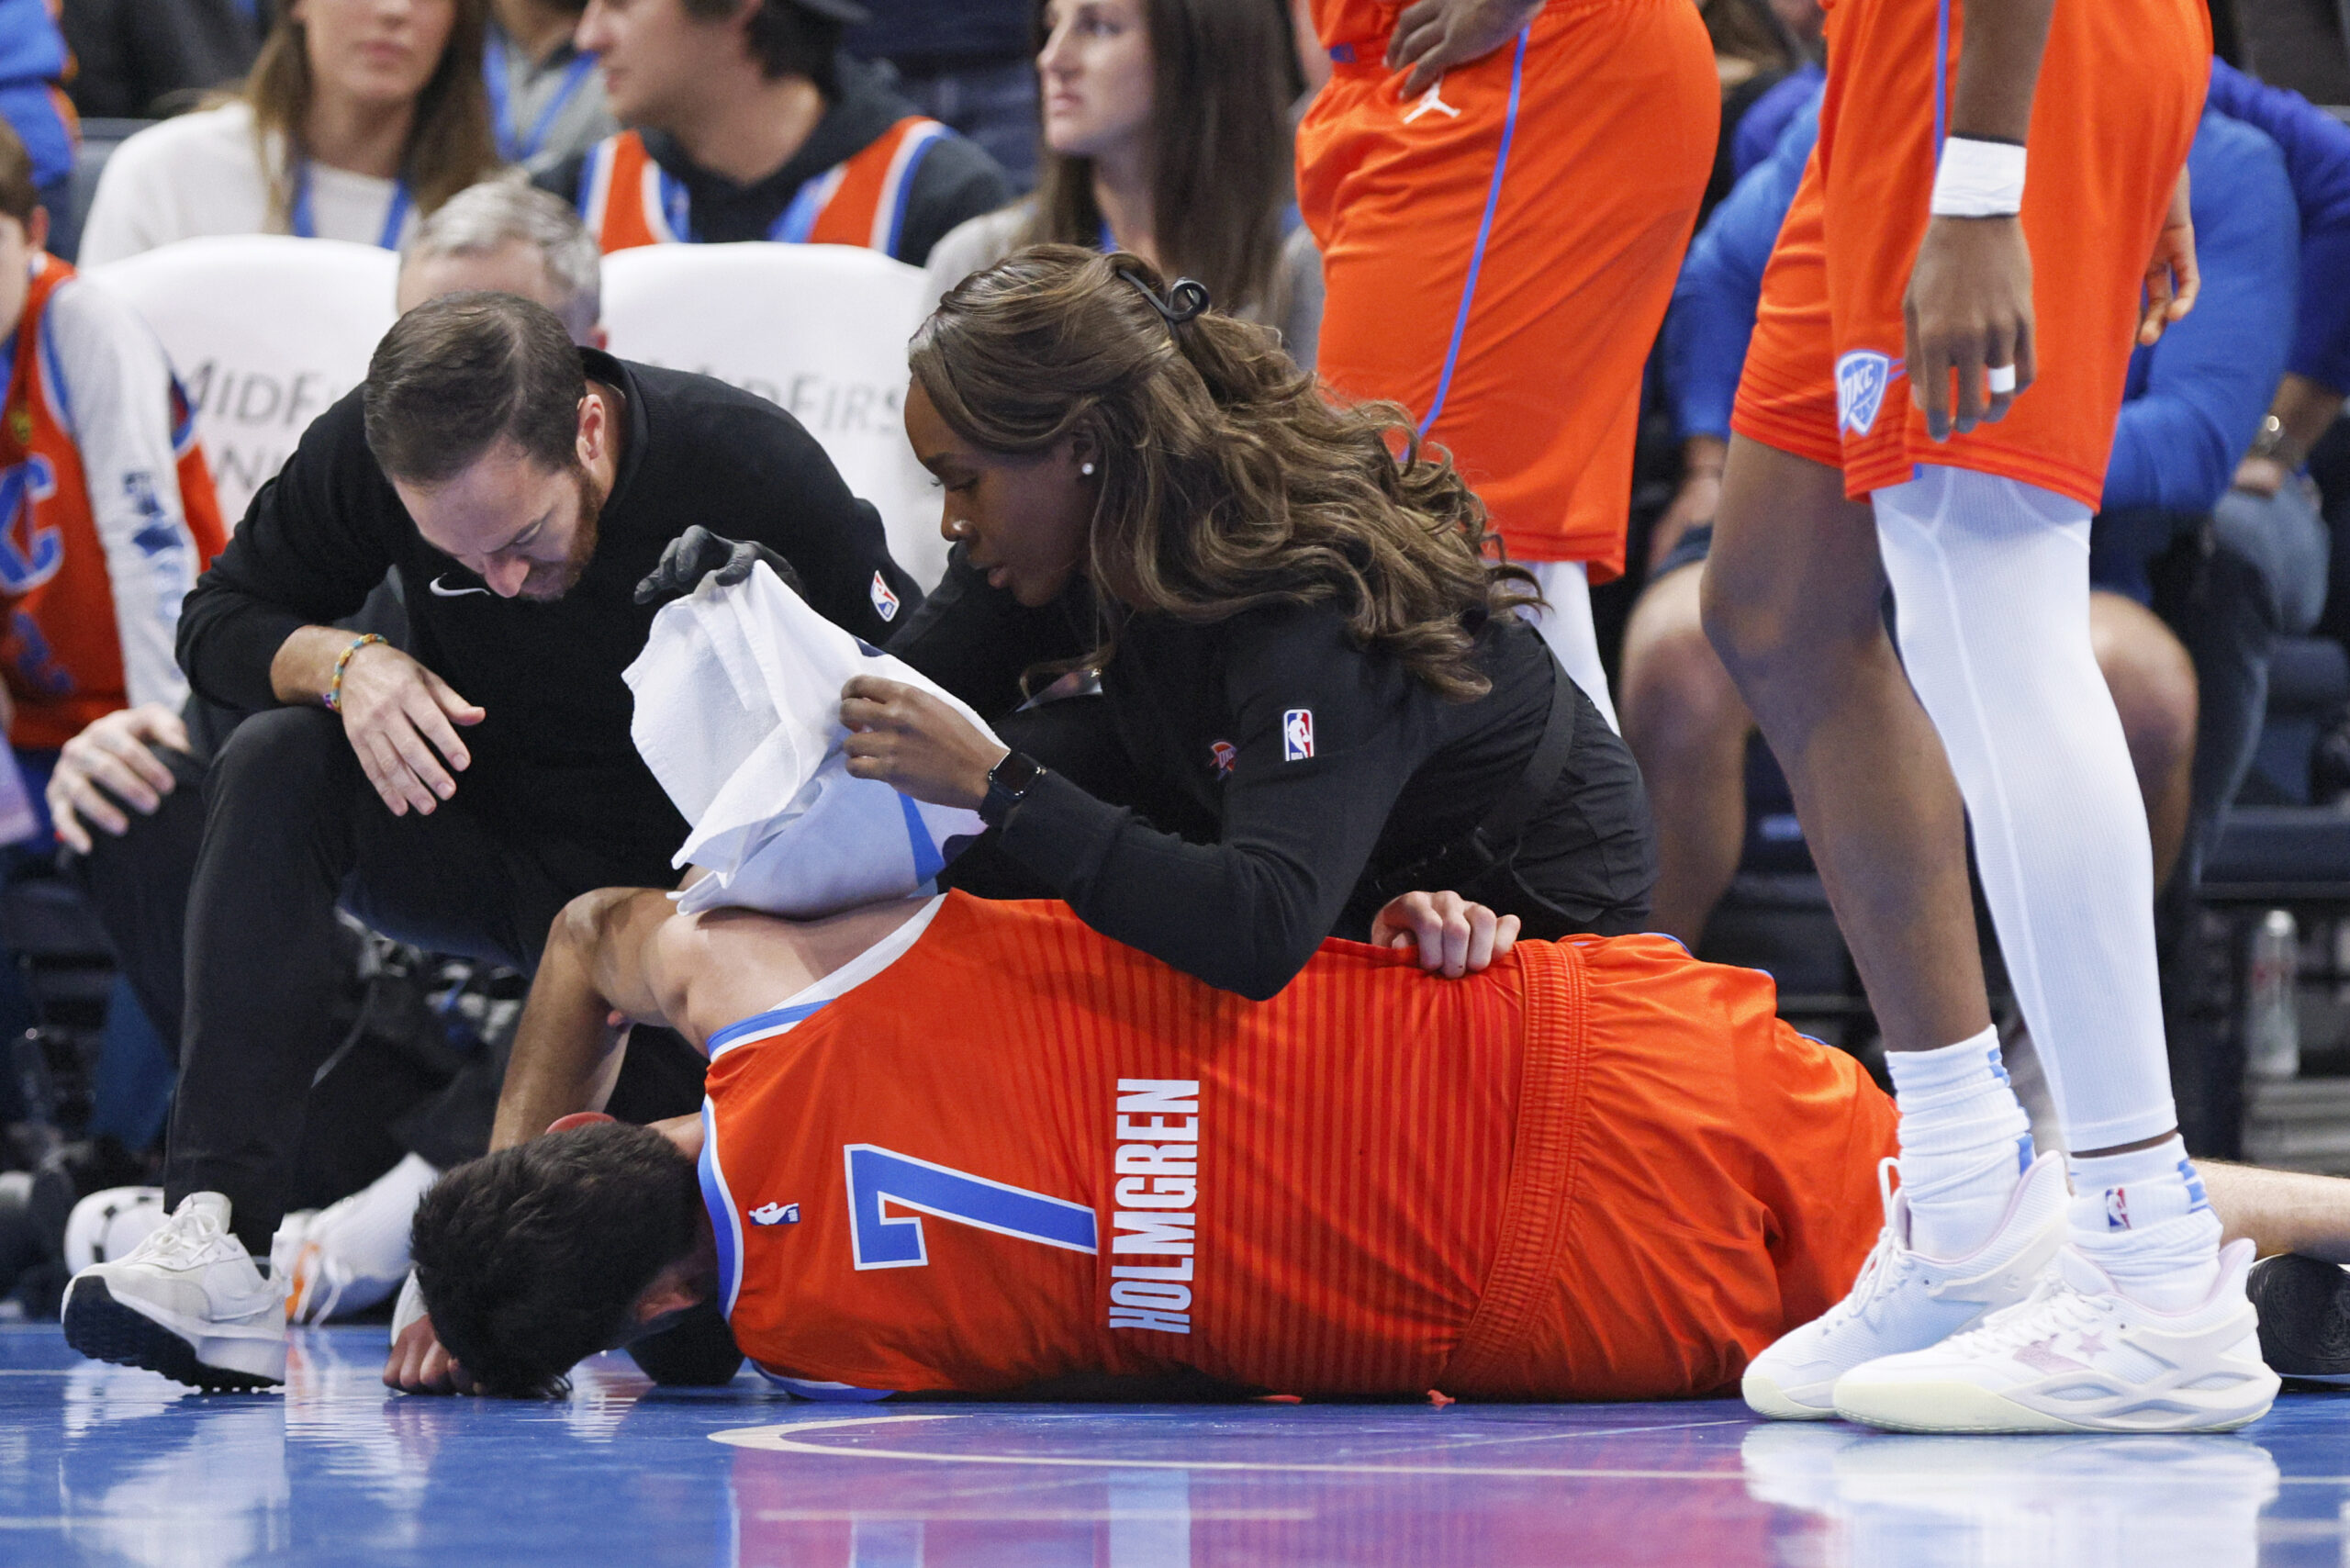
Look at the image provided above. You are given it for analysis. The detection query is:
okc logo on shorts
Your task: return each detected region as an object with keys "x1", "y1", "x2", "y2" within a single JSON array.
[
  {"x1": 1836, "y1": 351, "x2": 1897, "y2": 437},
  {"x1": 1282, "y1": 709, "x2": 1315, "y2": 762},
  {"x1": 1209, "y1": 740, "x2": 1237, "y2": 778},
  {"x1": 869, "y1": 571, "x2": 901, "y2": 622}
]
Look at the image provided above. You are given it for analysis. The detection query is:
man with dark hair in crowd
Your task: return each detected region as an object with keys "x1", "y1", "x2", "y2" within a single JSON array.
[
  {"x1": 539, "y1": 0, "x2": 1011, "y2": 264},
  {"x1": 56, "y1": 289, "x2": 919, "y2": 1392}
]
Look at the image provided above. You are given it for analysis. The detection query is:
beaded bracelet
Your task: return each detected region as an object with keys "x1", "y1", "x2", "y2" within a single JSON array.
[{"x1": 322, "y1": 633, "x2": 387, "y2": 713}]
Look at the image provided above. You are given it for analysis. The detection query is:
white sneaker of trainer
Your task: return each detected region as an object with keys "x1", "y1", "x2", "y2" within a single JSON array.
[
  {"x1": 1742, "y1": 1150, "x2": 2066, "y2": 1419},
  {"x1": 1832, "y1": 1238, "x2": 2280, "y2": 1433},
  {"x1": 61, "y1": 1193, "x2": 287, "y2": 1390}
]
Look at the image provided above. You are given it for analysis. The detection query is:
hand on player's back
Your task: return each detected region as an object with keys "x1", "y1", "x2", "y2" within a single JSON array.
[
  {"x1": 336, "y1": 642, "x2": 484, "y2": 818},
  {"x1": 1905, "y1": 215, "x2": 2036, "y2": 441},
  {"x1": 1371, "y1": 890, "x2": 1520, "y2": 978}
]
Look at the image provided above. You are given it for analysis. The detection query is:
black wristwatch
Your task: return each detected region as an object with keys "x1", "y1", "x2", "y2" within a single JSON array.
[{"x1": 979, "y1": 751, "x2": 1046, "y2": 828}]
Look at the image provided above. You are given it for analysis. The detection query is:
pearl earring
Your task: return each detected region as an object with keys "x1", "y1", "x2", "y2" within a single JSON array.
[{"x1": 1080, "y1": 461, "x2": 1096, "y2": 476}]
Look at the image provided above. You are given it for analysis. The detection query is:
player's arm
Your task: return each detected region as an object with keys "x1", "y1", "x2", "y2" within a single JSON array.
[
  {"x1": 487, "y1": 888, "x2": 685, "y2": 1153},
  {"x1": 2201, "y1": 1161, "x2": 2350, "y2": 1264},
  {"x1": 1905, "y1": 0, "x2": 2054, "y2": 439}
]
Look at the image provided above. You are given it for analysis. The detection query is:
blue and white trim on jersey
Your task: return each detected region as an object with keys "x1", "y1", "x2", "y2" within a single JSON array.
[
  {"x1": 697, "y1": 1099, "x2": 747, "y2": 1319},
  {"x1": 703, "y1": 895, "x2": 948, "y2": 1062},
  {"x1": 1419, "y1": 27, "x2": 1531, "y2": 438}
]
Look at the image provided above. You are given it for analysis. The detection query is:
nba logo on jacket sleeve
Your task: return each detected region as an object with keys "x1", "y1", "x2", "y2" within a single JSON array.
[
  {"x1": 869, "y1": 571, "x2": 900, "y2": 622},
  {"x1": 1282, "y1": 709, "x2": 1315, "y2": 761},
  {"x1": 1835, "y1": 351, "x2": 1896, "y2": 436}
]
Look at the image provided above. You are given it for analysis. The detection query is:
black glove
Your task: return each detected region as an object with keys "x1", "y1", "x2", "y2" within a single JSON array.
[{"x1": 632, "y1": 525, "x2": 805, "y2": 606}]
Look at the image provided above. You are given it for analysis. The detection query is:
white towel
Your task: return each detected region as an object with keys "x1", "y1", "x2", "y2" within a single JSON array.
[{"x1": 623, "y1": 562, "x2": 992, "y2": 918}]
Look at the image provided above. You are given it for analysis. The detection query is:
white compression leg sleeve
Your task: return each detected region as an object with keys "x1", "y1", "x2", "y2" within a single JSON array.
[
  {"x1": 1522, "y1": 559, "x2": 1619, "y2": 733},
  {"x1": 1871, "y1": 465, "x2": 2176, "y2": 1152}
]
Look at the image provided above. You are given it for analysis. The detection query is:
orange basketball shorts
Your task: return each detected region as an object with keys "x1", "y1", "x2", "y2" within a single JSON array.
[
  {"x1": 1445, "y1": 935, "x2": 1899, "y2": 1402},
  {"x1": 1298, "y1": 0, "x2": 1716, "y2": 575},
  {"x1": 1732, "y1": 0, "x2": 2209, "y2": 505}
]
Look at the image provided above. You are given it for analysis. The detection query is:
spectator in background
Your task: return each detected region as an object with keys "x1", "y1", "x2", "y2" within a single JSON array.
[
  {"x1": 922, "y1": 0, "x2": 1319, "y2": 367},
  {"x1": 60, "y1": 0, "x2": 263, "y2": 120},
  {"x1": 485, "y1": 0, "x2": 613, "y2": 172},
  {"x1": 1617, "y1": 84, "x2": 2302, "y2": 947},
  {"x1": 1696, "y1": 0, "x2": 1820, "y2": 212},
  {"x1": 540, "y1": 0, "x2": 1008, "y2": 265},
  {"x1": 77, "y1": 0, "x2": 502, "y2": 264},
  {"x1": 847, "y1": 0, "x2": 1037, "y2": 192},
  {"x1": 2167, "y1": 61, "x2": 2350, "y2": 901},
  {"x1": 0, "y1": 118, "x2": 228, "y2": 780}
]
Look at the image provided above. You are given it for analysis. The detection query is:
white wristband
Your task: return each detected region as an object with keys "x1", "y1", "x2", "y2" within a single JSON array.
[{"x1": 1930, "y1": 137, "x2": 2026, "y2": 218}]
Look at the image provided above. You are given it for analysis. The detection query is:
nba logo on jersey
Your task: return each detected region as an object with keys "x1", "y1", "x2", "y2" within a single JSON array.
[
  {"x1": 748, "y1": 1202, "x2": 800, "y2": 1226},
  {"x1": 1835, "y1": 351, "x2": 1895, "y2": 436},
  {"x1": 869, "y1": 572, "x2": 901, "y2": 622},
  {"x1": 1282, "y1": 710, "x2": 1315, "y2": 762}
]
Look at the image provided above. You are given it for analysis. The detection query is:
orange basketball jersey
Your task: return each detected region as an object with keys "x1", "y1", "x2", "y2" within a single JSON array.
[
  {"x1": 700, "y1": 892, "x2": 1895, "y2": 1401},
  {"x1": 1732, "y1": 0, "x2": 2208, "y2": 505},
  {"x1": 0, "y1": 255, "x2": 224, "y2": 750},
  {"x1": 576, "y1": 120, "x2": 952, "y2": 258}
]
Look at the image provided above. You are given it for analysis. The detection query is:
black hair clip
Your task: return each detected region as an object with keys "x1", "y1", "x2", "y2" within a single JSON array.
[{"x1": 1123, "y1": 271, "x2": 1211, "y2": 325}]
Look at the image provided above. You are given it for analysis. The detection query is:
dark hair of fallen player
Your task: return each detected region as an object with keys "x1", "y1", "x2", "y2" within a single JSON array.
[{"x1": 411, "y1": 1122, "x2": 701, "y2": 1397}]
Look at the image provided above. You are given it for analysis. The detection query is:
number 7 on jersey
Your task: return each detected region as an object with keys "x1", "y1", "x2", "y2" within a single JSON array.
[{"x1": 844, "y1": 1144, "x2": 1100, "y2": 1270}]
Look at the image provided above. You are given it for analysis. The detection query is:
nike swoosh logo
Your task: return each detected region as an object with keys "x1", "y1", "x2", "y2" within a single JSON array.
[{"x1": 429, "y1": 575, "x2": 489, "y2": 599}]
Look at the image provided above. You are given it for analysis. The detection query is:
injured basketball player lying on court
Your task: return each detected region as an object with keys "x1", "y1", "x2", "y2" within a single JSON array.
[{"x1": 386, "y1": 879, "x2": 2350, "y2": 1425}]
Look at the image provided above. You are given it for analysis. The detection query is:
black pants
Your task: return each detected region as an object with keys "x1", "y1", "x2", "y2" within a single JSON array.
[{"x1": 164, "y1": 707, "x2": 678, "y2": 1251}]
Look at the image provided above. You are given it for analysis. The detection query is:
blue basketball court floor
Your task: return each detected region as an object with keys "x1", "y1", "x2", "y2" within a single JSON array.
[{"x1": 4, "y1": 1324, "x2": 2347, "y2": 1567}]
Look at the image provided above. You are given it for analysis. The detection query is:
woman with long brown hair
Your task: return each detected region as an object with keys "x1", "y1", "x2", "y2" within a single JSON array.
[
  {"x1": 81, "y1": 0, "x2": 502, "y2": 264},
  {"x1": 922, "y1": 0, "x2": 1321, "y2": 366},
  {"x1": 786, "y1": 247, "x2": 1651, "y2": 1000}
]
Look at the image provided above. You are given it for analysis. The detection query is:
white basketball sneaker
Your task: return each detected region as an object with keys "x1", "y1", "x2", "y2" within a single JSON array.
[
  {"x1": 1833, "y1": 1238, "x2": 2278, "y2": 1433},
  {"x1": 1743, "y1": 1150, "x2": 2067, "y2": 1418},
  {"x1": 61, "y1": 1193, "x2": 287, "y2": 1390}
]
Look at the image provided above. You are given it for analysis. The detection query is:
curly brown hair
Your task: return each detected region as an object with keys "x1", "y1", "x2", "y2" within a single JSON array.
[{"x1": 909, "y1": 245, "x2": 1539, "y2": 701}]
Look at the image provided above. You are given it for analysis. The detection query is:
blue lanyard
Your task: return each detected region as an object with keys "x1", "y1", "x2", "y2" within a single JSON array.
[
  {"x1": 485, "y1": 34, "x2": 599, "y2": 163},
  {"x1": 289, "y1": 160, "x2": 412, "y2": 250},
  {"x1": 657, "y1": 164, "x2": 833, "y2": 245}
]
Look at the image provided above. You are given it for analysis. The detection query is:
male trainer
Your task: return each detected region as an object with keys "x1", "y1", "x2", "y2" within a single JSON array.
[{"x1": 58, "y1": 290, "x2": 918, "y2": 1389}]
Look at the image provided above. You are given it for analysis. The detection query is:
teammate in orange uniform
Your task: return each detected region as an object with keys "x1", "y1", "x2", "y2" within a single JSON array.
[
  {"x1": 0, "y1": 121, "x2": 222, "y2": 756},
  {"x1": 1296, "y1": 0, "x2": 1716, "y2": 727},
  {"x1": 393, "y1": 885, "x2": 2350, "y2": 1403},
  {"x1": 537, "y1": 0, "x2": 1007, "y2": 263},
  {"x1": 1698, "y1": 0, "x2": 2260, "y2": 1434}
]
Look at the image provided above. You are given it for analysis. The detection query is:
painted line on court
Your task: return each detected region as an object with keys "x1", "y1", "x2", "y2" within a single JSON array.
[{"x1": 711, "y1": 1413, "x2": 1749, "y2": 1479}]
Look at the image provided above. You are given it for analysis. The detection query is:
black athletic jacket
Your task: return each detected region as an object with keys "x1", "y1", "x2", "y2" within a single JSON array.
[
  {"x1": 177, "y1": 350, "x2": 920, "y2": 863},
  {"x1": 892, "y1": 550, "x2": 1656, "y2": 999}
]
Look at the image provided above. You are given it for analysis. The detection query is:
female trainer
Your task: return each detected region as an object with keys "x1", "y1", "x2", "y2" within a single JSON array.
[{"x1": 655, "y1": 247, "x2": 1652, "y2": 1000}]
